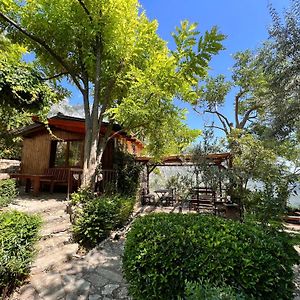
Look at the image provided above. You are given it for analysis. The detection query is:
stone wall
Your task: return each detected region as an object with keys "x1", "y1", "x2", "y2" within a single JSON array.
[{"x1": 0, "y1": 159, "x2": 20, "y2": 180}]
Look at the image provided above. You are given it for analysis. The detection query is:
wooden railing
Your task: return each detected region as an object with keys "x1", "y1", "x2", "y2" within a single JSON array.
[
  {"x1": 67, "y1": 168, "x2": 117, "y2": 197},
  {"x1": 97, "y1": 169, "x2": 117, "y2": 193}
]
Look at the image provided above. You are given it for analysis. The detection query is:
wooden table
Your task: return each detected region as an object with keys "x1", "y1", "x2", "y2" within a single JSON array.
[
  {"x1": 154, "y1": 189, "x2": 174, "y2": 206},
  {"x1": 10, "y1": 174, "x2": 53, "y2": 196}
]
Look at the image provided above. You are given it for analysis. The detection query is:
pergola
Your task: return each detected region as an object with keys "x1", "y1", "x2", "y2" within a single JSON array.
[{"x1": 136, "y1": 152, "x2": 232, "y2": 194}]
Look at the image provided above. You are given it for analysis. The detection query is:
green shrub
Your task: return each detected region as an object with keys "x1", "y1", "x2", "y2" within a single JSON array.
[
  {"x1": 243, "y1": 183, "x2": 288, "y2": 227},
  {"x1": 0, "y1": 211, "x2": 41, "y2": 297},
  {"x1": 183, "y1": 280, "x2": 246, "y2": 300},
  {"x1": 123, "y1": 213, "x2": 299, "y2": 300},
  {"x1": 0, "y1": 179, "x2": 17, "y2": 208},
  {"x1": 114, "y1": 149, "x2": 142, "y2": 196},
  {"x1": 72, "y1": 193, "x2": 135, "y2": 247}
]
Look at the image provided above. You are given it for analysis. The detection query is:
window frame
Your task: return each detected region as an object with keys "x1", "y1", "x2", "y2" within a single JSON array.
[{"x1": 50, "y1": 139, "x2": 84, "y2": 168}]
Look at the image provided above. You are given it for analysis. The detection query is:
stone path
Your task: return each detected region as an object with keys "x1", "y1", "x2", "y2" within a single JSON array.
[{"x1": 7, "y1": 194, "x2": 130, "y2": 300}]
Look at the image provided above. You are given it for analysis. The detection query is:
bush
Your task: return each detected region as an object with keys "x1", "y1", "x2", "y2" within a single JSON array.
[
  {"x1": 123, "y1": 213, "x2": 299, "y2": 300},
  {"x1": 114, "y1": 149, "x2": 142, "y2": 196},
  {"x1": 72, "y1": 193, "x2": 135, "y2": 247},
  {"x1": 183, "y1": 280, "x2": 246, "y2": 300},
  {"x1": 0, "y1": 179, "x2": 17, "y2": 208},
  {"x1": 0, "y1": 211, "x2": 41, "y2": 297},
  {"x1": 244, "y1": 183, "x2": 288, "y2": 226}
]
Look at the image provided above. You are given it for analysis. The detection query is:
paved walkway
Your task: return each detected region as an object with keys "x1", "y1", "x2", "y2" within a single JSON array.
[{"x1": 8, "y1": 194, "x2": 130, "y2": 300}]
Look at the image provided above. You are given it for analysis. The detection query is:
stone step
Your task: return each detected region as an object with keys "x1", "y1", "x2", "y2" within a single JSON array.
[
  {"x1": 41, "y1": 219, "x2": 72, "y2": 238},
  {"x1": 37, "y1": 232, "x2": 73, "y2": 256},
  {"x1": 31, "y1": 243, "x2": 79, "y2": 274},
  {"x1": 42, "y1": 210, "x2": 69, "y2": 224},
  {"x1": 9, "y1": 200, "x2": 67, "y2": 215}
]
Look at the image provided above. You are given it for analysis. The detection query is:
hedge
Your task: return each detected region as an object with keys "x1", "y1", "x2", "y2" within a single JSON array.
[
  {"x1": 183, "y1": 280, "x2": 246, "y2": 300},
  {"x1": 123, "y1": 213, "x2": 299, "y2": 300},
  {"x1": 0, "y1": 211, "x2": 41, "y2": 297},
  {"x1": 72, "y1": 194, "x2": 136, "y2": 247},
  {"x1": 0, "y1": 179, "x2": 17, "y2": 208}
]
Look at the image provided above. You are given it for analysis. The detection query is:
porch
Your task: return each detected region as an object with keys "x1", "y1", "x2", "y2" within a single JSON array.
[{"x1": 11, "y1": 168, "x2": 117, "y2": 197}]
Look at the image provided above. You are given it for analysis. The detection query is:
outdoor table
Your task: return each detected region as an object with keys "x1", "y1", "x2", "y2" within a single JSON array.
[
  {"x1": 154, "y1": 189, "x2": 172, "y2": 206},
  {"x1": 10, "y1": 174, "x2": 53, "y2": 196}
]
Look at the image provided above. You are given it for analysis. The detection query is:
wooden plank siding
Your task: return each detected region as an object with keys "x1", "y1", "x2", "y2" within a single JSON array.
[
  {"x1": 21, "y1": 129, "x2": 84, "y2": 174},
  {"x1": 20, "y1": 129, "x2": 133, "y2": 175},
  {"x1": 21, "y1": 133, "x2": 51, "y2": 175},
  {"x1": 19, "y1": 115, "x2": 144, "y2": 176}
]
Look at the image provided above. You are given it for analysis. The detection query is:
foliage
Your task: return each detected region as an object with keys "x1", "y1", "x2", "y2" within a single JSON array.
[
  {"x1": 165, "y1": 172, "x2": 194, "y2": 200},
  {"x1": 114, "y1": 149, "x2": 142, "y2": 196},
  {"x1": 260, "y1": 0, "x2": 300, "y2": 138},
  {"x1": 0, "y1": 179, "x2": 17, "y2": 208},
  {"x1": 183, "y1": 280, "x2": 246, "y2": 300},
  {"x1": 123, "y1": 213, "x2": 299, "y2": 300},
  {"x1": 0, "y1": 34, "x2": 65, "y2": 159},
  {"x1": 229, "y1": 132, "x2": 278, "y2": 186},
  {"x1": 191, "y1": 127, "x2": 228, "y2": 192},
  {"x1": 244, "y1": 182, "x2": 289, "y2": 227},
  {"x1": 72, "y1": 193, "x2": 135, "y2": 247},
  {"x1": 0, "y1": 210, "x2": 41, "y2": 297},
  {"x1": 0, "y1": 0, "x2": 225, "y2": 187}
]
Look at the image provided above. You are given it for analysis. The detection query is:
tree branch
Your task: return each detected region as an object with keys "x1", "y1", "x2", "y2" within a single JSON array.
[
  {"x1": 0, "y1": 12, "x2": 84, "y2": 94},
  {"x1": 203, "y1": 110, "x2": 229, "y2": 134},
  {"x1": 235, "y1": 93, "x2": 240, "y2": 128},
  {"x1": 76, "y1": 0, "x2": 93, "y2": 23},
  {"x1": 75, "y1": 39, "x2": 91, "y2": 126},
  {"x1": 39, "y1": 72, "x2": 68, "y2": 81},
  {"x1": 234, "y1": 89, "x2": 248, "y2": 128},
  {"x1": 91, "y1": 35, "x2": 102, "y2": 133},
  {"x1": 238, "y1": 105, "x2": 259, "y2": 129},
  {"x1": 205, "y1": 110, "x2": 231, "y2": 128},
  {"x1": 205, "y1": 125, "x2": 227, "y2": 133},
  {"x1": 98, "y1": 60, "x2": 126, "y2": 129},
  {"x1": 107, "y1": 121, "x2": 150, "y2": 142}
]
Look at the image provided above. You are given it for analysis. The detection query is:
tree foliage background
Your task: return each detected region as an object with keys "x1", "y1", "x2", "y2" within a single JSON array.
[
  {"x1": 0, "y1": 0, "x2": 225, "y2": 188},
  {"x1": 0, "y1": 34, "x2": 64, "y2": 158}
]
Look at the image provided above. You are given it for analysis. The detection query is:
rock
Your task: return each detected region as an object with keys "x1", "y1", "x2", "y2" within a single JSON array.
[
  {"x1": 88, "y1": 294, "x2": 102, "y2": 300},
  {"x1": 95, "y1": 268, "x2": 123, "y2": 283},
  {"x1": 116, "y1": 287, "x2": 129, "y2": 299},
  {"x1": 83, "y1": 272, "x2": 109, "y2": 288},
  {"x1": 0, "y1": 173, "x2": 10, "y2": 180},
  {"x1": 102, "y1": 284, "x2": 120, "y2": 295}
]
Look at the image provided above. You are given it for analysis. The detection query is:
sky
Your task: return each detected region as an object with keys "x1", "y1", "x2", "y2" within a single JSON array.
[
  {"x1": 136, "y1": 0, "x2": 291, "y2": 133},
  {"x1": 66, "y1": 0, "x2": 291, "y2": 134}
]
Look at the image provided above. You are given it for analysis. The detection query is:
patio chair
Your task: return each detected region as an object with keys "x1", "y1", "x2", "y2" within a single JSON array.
[
  {"x1": 159, "y1": 188, "x2": 177, "y2": 207},
  {"x1": 188, "y1": 187, "x2": 216, "y2": 214},
  {"x1": 141, "y1": 189, "x2": 156, "y2": 205}
]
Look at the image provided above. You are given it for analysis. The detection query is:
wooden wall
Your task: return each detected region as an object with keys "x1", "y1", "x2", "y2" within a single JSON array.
[
  {"x1": 21, "y1": 127, "x2": 142, "y2": 175},
  {"x1": 21, "y1": 129, "x2": 83, "y2": 174},
  {"x1": 102, "y1": 139, "x2": 114, "y2": 170}
]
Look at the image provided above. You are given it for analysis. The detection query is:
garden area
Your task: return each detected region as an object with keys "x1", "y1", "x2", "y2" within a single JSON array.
[{"x1": 0, "y1": 0, "x2": 300, "y2": 299}]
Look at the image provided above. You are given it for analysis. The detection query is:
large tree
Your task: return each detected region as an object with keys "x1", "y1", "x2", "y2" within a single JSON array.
[
  {"x1": 193, "y1": 50, "x2": 269, "y2": 137},
  {"x1": 193, "y1": 49, "x2": 299, "y2": 207},
  {"x1": 0, "y1": 0, "x2": 225, "y2": 189}
]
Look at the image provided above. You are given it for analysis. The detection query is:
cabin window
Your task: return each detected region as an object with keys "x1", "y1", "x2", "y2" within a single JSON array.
[{"x1": 50, "y1": 140, "x2": 83, "y2": 168}]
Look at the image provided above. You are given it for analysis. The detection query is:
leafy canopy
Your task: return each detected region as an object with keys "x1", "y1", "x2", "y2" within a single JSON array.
[
  {"x1": 0, "y1": 34, "x2": 64, "y2": 158},
  {"x1": 0, "y1": 0, "x2": 225, "y2": 158}
]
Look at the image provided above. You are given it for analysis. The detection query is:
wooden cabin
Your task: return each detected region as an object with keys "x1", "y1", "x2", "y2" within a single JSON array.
[{"x1": 17, "y1": 114, "x2": 143, "y2": 187}]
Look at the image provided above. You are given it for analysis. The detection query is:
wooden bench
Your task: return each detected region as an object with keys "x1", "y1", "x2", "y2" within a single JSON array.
[
  {"x1": 40, "y1": 168, "x2": 71, "y2": 193},
  {"x1": 188, "y1": 187, "x2": 216, "y2": 213}
]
